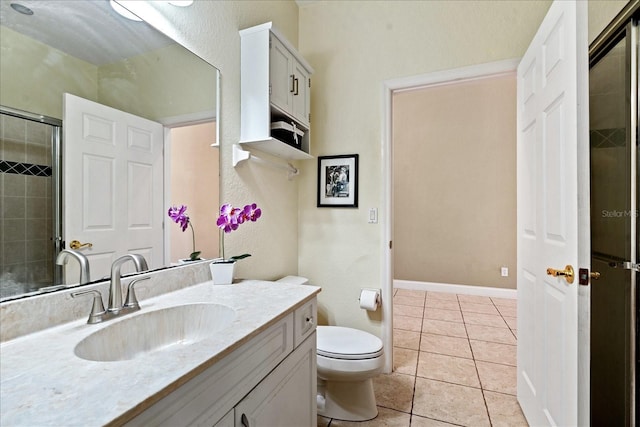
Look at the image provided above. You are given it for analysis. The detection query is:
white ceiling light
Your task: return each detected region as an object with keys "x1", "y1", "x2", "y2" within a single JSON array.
[
  {"x1": 109, "y1": 0, "x2": 142, "y2": 21},
  {"x1": 10, "y1": 3, "x2": 34, "y2": 16}
]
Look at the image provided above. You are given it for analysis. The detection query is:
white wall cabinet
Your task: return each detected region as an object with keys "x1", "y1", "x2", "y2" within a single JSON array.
[
  {"x1": 128, "y1": 297, "x2": 318, "y2": 427},
  {"x1": 269, "y1": 35, "x2": 311, "y2": 128},
  {"x1": 240, "y1": 22, "x2": 314, "y2": 160}
]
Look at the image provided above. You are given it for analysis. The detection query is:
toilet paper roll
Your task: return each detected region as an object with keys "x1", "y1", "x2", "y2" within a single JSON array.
[{"x1": 359, "y1": 288, "x2": 380, "y2": 311}]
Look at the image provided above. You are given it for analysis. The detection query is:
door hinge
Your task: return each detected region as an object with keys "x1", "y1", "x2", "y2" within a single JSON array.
[
  {"x1": 309, "y1": 78, "x2": 311, "y2": 88},
  {"x1": 269, "y1": 84, "x2": 272, "y2": 96},
  {"x1": 308, "y1": 113, "x2": 311, "y2": 123},
  {"x1": 389, "y1": 240, "x2": 393, "y2": 249}
]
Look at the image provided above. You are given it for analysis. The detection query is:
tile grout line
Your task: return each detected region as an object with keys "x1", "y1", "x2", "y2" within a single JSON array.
[
  {"x1": 408, "y1": 291, "x2": 428, "y2": 423},
  {"x1": 490, "y1": 296, "x2": 519, "y2": 342},
  {"x1": 459, "y1": 293, "x2": 494, "y2": 427}
]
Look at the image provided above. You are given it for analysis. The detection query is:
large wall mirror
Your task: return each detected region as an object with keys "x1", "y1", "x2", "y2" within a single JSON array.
[{"x1": 0, "y1": 0, "x2": 220, "y2": 301}]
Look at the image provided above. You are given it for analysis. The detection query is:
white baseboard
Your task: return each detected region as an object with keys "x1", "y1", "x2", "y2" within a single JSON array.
[{"x1": 394, "y1": 280, "x2": 517, "y2": 300}]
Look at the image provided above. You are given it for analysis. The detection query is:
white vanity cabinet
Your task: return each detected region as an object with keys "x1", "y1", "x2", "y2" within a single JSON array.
[
  {"x1": 127, "y1": 296, "x2": 318, "y2": 427},
  {"x1": 240, "y1": 22, "x2": 314, "y2": 160},
  {"x1": 233, "y1": 332, "x2": 316, "y2": 427}
]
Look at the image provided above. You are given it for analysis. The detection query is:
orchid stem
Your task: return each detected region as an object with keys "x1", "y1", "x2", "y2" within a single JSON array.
[
  {"x1": 219, "y1": 230, "x2": 225, "y2": 260},
  {"x1": 189, "y1": 222, "x2": 196, "y2": 255}
]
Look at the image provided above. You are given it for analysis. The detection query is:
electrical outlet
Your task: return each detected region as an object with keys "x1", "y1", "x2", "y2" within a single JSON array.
[{"x1": 501, "y1": 267, "x2": 509, "y2": 277}]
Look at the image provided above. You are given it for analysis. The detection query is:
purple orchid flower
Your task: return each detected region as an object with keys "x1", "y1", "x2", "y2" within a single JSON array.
[
  {"x1": 168, "y1": 205, "x2": 201, "y2": 261},
  {"x1": 241, "y1": 203, "x2": 262, "y2": 222},
  {"x1": 168, "y1": 205, "x2": 189, "y2": 231},
  {"x1": 215, "y1": 203, "x2": 261, "y2": 260}
]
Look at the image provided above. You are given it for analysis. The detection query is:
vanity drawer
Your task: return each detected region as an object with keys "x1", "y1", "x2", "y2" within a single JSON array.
[{"x1": 294, "y1": 297, "x2": 316, "y2": 348}]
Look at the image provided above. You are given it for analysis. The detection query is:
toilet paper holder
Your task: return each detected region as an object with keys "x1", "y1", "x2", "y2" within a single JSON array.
[{"x1": 359, "y1": 288, "x2": 381, "y2": 311}]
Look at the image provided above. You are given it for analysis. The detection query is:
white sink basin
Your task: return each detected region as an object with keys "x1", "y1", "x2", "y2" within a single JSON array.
[{"x1": 74, "y1": 303, "x2": 236, "y2": 362}]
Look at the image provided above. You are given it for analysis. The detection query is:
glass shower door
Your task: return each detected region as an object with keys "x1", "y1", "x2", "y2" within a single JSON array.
[
  {"x1": 0, "y1": 109, "x2": 62, "y2": 299},
  {"x1": 589, "y1": 16, "x2": 638, "y2": 426}
]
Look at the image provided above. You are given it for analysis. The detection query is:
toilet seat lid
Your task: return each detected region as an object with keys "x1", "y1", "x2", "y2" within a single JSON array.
[{"x1": 316, "y1": 326, "x2": 383, "y2": 360}]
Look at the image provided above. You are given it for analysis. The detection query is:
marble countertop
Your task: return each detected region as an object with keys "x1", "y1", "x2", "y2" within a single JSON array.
[{"x1": 0, "y1": 280, "x2": 320, "y2": 426}]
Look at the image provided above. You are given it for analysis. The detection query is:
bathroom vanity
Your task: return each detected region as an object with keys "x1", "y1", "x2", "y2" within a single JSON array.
[{"x1": 0, "y1": 278, "x2": 319, "y2": 426}]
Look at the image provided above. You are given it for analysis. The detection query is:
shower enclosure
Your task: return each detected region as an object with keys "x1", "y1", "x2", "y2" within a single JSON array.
[
  {"x1": 589, "y1": 3, "x2": 639, "y2": 425},
  {"x1": 0, "y1": 107, "x2": 62, "y2": 299}
]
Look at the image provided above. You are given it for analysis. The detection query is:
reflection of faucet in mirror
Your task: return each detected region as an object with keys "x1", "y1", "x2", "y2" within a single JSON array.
[
  {"x1": 108, "y1": 254, "x2": 149, "y2": 314},
  {"x1": 55, "y1": 250, "x2": 91, "y2": 285}
]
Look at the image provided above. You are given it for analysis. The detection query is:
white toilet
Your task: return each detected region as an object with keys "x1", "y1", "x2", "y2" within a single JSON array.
[
  {"x1": 316, "y1": 325, "x2": 384, "y2": 421},
  {"x1": 276, "y1": 276, "x2": 385, "y2": 422}
]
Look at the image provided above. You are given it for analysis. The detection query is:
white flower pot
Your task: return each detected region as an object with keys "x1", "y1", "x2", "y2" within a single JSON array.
[{"x1": 209, "y1": 261, "x2": 236, "y2": 285}]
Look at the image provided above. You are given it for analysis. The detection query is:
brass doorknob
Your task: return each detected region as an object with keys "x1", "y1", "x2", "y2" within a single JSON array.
[
  {"x1": 69, "y1": 240, "x2": 93, "y2": 250},
  {"x1": 590, "y1": 271, "x2": 601, "y2": 280},
  {"x1": 546, "y1": 265, "x2": 575, "y2": 284}
]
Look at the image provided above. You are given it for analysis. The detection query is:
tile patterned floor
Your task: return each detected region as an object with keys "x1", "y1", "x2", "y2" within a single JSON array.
[{"x1": 318, "y1": 289, "x2": 528, "y2": 427}]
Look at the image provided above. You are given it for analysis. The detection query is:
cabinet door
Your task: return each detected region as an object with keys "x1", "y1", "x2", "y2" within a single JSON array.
[
  {"x1": 269, "y1": 35, "x2": 293, "y2": 115},
  {"x1": 214, "y1": 410, "x2": 234, "y2": 427},
  {"x1": 291, "y1": 60, "x2": 310, "y2": 128},
  {"x1": 235, "y1": 332, "x2": 317, "y2": 427}
]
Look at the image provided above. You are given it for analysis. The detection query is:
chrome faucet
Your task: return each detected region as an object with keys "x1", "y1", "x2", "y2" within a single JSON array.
[
  {"x1": 108, "y1": 254, "x2": 149, "y2": 314},
  {"x1": 56, "y1": 249, "x2": 91, "y2": 284}
]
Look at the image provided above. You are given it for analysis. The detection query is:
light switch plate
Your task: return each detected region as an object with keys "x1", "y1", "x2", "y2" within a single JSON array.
[{"x1": 368, "y1": 208, "x2": 378, "y2": 223}]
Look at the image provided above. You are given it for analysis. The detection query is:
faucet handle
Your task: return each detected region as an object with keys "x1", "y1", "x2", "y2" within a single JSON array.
[
  {"x1": 124, "y1": 276, "x2": 150, "y2": 310},
  {"x1": 71, "y1": 289, "x2": 106, "y2": 324}
]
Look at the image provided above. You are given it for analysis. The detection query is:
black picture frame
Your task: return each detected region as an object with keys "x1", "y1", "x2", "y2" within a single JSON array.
[{"x1": 317, "y1": 154, "x2": 359, "y2": 208}]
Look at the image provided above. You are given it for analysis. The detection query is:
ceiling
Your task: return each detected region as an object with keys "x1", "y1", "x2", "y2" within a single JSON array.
[{"x1": 0, "y1": 0, "x2": 173, "y2": 65}]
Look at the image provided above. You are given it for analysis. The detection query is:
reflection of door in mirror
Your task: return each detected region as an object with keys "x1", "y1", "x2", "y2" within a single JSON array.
[
  {"x1": 63, "y1": 94, "x2": 164, "y2": 284},
  {"x1": 169, "y1": 122, "x2": 219, "y2": 263},
  {"x1": 0, "y1": 109, "x2": 62, "y2": 299}
]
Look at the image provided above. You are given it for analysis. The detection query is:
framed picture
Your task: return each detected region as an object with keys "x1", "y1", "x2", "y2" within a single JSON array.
[{"x1": 317, "y1": 154, "x2": 359, "y2": 208}]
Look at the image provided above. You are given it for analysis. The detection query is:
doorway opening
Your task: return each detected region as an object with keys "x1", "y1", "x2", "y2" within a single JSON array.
[
  {"x1": 167, "y1": 121, "x2": 219, "y2": 264},
  {"x1": 381, "y1": 59, "x2": 520, "y2": 373}
]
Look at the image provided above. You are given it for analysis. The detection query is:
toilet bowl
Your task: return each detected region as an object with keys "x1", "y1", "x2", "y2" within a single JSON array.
[{"x1": 316, "y1": 325, "x2": 384, "y2": 421}]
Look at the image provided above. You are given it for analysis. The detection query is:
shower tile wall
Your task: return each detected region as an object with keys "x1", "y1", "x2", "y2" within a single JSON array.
[{"x1": 0, "y1": 114, "x2": 53, "y2": 295}]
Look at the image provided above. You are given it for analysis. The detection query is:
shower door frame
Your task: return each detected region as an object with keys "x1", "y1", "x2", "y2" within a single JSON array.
[
  {"x1": 588, "y1": 2, "x2": 639, "y2": 425},
  {"x1": 0, "y1": 105, "x2": 63, "y2": 287}
]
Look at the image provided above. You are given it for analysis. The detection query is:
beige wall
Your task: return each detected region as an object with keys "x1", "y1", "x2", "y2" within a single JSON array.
[
  {"x1": 297, "y1": 0, "x2": 628, "y2": 336},
  {"x1": 129, "y1": 1, "x2": 301, "y2": 281},
  {"x1": 98, "y1": 43, "x2": 217, "y2": 122},
  {"x1": 393, "y1": 74, "x2": 517, "y2": 289},
  {"x1": 1, "y1": 25, "x2": 216, "y2": 123},
  {"x1": 297, "y1": 0, "x2": 551, "y2": 335},
  {"x1": 0, "y1": 26, "x2": 98, "y2": 119},
  {"x1": 169, "y1": 122, "x2": 219, "y2": 262}
]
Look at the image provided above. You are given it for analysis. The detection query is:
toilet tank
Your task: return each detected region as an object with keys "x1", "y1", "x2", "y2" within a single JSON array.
[{"x1": 276, "y1": 276, "x2": 309, "y2": 286}]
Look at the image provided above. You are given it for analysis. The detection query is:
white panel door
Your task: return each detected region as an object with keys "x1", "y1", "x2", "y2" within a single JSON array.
[
  {"x1": 516, "y1": 1, "x2": 589, "y2": 426},
  {"x1": 63, "y1": 93, "x2": 164, "y2": 282}
]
